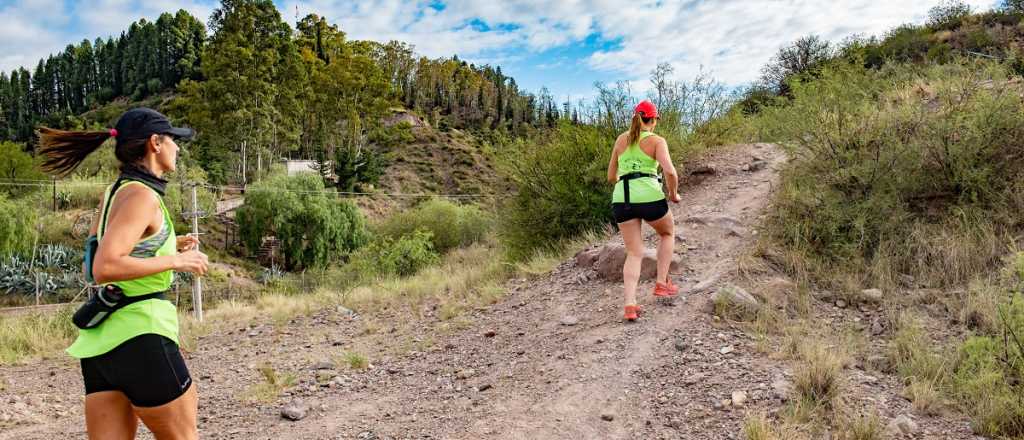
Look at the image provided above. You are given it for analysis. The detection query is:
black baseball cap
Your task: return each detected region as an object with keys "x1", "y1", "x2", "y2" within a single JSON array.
[{"x1": 112, "y1": 107, "x2": 195, "y2": 142}]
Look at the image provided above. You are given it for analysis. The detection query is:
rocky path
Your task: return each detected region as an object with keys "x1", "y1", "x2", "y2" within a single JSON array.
[{"x1": 0, "y1": 143, "x2": 981, "y2": 439}]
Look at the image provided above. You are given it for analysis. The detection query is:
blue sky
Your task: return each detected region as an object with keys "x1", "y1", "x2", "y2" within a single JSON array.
[{"x1": 0, "y1": 0, "x2": 998, "y2": 100}]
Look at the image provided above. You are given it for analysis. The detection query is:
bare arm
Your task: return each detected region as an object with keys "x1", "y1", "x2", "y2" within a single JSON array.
[
  {"x1": 654, "y1": 137, "x2": 680, "y2": 201},
  {"x1": 93, "y1": 185, "x2": 207, "y2": 284},
  {"x1": 607, "y1": 135, "x2": 624, "y2": 184}
]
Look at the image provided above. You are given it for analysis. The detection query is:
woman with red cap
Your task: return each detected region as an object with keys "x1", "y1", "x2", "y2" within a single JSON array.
[{"x1": 607, "y1": 100, "x2": 680, "y2": 321}]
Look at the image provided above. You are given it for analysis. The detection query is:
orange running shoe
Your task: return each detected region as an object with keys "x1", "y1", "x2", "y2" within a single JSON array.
[
  {"x1": 654, "y1": 280, "x2": 679, "y2": 297},
  {"x1": 624, "y1": 305, "x2": 640, "y2": 321}
]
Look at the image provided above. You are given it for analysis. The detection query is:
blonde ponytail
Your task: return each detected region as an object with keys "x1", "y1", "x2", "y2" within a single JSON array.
[{"x1": 627, "y1": 113, "x2": 643, "y2": 146}]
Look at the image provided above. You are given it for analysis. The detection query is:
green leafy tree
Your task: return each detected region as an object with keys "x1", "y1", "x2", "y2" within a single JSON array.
[
  {"x1": 237, "y1": 174, "x2": 369, "y2": 270},
  {"x1": 172, "y1": 0, "x2": 306, "y2": 184},
  {"x1": 0, "y1": 195, "x2": 38, "y2": 255},
  {"x1": 0, "y1": 142, "x2": 45, "y2": 196}
]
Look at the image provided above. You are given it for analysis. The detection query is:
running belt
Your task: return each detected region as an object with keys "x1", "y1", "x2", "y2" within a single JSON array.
[{"x1": 619, "y1": 172, "x2": 660, "y2": 210}]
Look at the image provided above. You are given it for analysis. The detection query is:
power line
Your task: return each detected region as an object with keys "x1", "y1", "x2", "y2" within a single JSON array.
[{"x1": 0, "y1": 179, "x2": 495, "y2": 199}]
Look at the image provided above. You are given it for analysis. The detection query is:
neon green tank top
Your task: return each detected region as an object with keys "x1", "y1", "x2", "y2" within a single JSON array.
[
  {"x1": 612, "y1": 131, "x2": 665, "y2": 204},
  {"x1": 67, "y1": 181, "x2": 179, "y2": 359}
]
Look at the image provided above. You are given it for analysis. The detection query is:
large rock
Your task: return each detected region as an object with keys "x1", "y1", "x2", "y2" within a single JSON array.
[
  {"x1": 281, "y1": 401, "x2": 308, "y2": 421},
  {"x1": 703, "y1": 284, "x2": 761, "y2": 316},
  {"x1": 574, "y1": 247, "x2": 602, "y2": 268},
  {"x1": 860, "y1": 288, "x2": 884, "y2": 304},
  {"x1": 594, "y1": 244, "x2": 681, "y2": 281},
  {"x1": 886, "y1": 415, "x2": 919, "y2": 436},
  {"x1": 759, "y1": 277, "x2": 797, "y2": 307}
]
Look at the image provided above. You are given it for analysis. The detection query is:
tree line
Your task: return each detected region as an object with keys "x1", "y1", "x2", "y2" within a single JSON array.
[
  {"x1": 0, "y1": 10, "x2": 205, "y2": 142},
  {"x1": 0, "y1": 0, "x2": 560, "y2": 187}
]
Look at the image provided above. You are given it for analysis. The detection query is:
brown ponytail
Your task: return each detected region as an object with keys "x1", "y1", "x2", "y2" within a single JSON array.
[
  {"x1": 37, "y1": 127, "x2": 113, "y2": 177},
  {"x1": 37, "y1": 127, "x2": 152, "y2": 177},
  {"x1": 626, "y1": 113, "x2": 656, "y2": 146}
]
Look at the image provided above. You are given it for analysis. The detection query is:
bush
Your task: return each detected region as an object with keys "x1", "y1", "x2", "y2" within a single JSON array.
[
  {"x1": 928, "y1": 1, "x2": 972, "y2": 31},
  {"x1": 375, "y1": 198, "x2": 493, "y2": 254},
  {"x1": 755, "y1": 61, "x2": 1024, "y2": 288},
  {"x1": 368, "y1": 122, "x2": 415, "y2": 148},
  {"x1": 499, "y1": 122, "x2": 613, "y2": 259},
  {"x1": 953, "y1": 294, "x2": 1024, "y2": 436},
  {"x1": 350, "y1": 229, "x2": 438, "y2": 277},
  {"x1": 0, "y1": 196, "x2": 38, "y2": 256},
  {"x1": 237, "y1": 174, "x2": 369, "y2": 270},
  {"x1": 0, "y1": 142, "x2": 45, "y2": 197}
]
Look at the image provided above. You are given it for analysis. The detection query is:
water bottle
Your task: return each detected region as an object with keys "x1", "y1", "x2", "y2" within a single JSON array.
[{"x1": 72, "y1": 284, "x2": 125, "y2": 329}]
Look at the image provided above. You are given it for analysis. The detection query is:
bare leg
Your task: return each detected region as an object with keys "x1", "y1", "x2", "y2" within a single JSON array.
[
  {"x1": 85, "y1": 391, "x2": 139, "y2": 440},
  {"x1": 620, "y1": 219, "x2": 644, "y2": 306},
  {"x1": 646, "y1": 209, "x2": 675, "y2": 285},
  {"x1": 134, "y1": 383, "x2": 198, "y2": 440}
]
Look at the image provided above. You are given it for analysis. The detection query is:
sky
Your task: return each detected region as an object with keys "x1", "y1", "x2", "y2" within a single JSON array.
[{"x1": 0, "y1": 0, "x2": 999, "y2": 100}]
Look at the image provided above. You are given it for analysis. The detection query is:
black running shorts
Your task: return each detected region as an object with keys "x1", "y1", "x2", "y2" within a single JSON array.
[
  {"x1": 612, "y1": 199, "x2": 669, "y2": 224},
  {"x1": 81, "y1": 333, "x2": 192, "y2": 407}
]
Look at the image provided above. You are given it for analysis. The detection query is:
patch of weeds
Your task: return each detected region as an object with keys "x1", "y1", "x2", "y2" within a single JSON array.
[
  {"x1": 242, "y1": 363, "x2": 296, "y2": 403},
  {"x1": 903, "y1": 378, "x2": 945, "y2": 416},
  {"x1": 792, "y1": 342, "x2": 845, "y2": 412},
  {"x1": 835, "y1": 411, "x2": 885, "y2": 440},
  {"x1": 338, "y1": 351, "x2": 369, "y2": 370}
]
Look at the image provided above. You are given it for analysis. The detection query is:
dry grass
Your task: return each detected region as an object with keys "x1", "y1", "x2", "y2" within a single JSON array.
[
  {"x1": 835, "y1": 412, "x2": 885, "y2": 440},
  {"x1": 887, "y1": 311, "x2": 951, "y2": 385},
  {"x1": 241, "y1": 363, "x2": 297, "y2": 403},
  {"x1": 903, "y1": 379, "x2": 945, "y2": 416},
  {"x1": 337, "y1": 351, "x2": 369, "y2": 370},
  {"x1": 0, "y1": 306, "x2": 77, "y2": 365},
  {"x1": 743, "y1": 412, "x2": 810, "y2": 440},
  {"x1": 792, "y1": 342, "x2": 845, "y2": 411}
]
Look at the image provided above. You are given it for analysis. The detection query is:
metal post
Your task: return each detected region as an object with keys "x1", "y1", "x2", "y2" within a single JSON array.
[
  {"x1": 241, "y1": 141, "x2": 247, "y2": 187},
  {"x1": 191, "y1": 184, "x2": 203, "y2": 321},
  {"x1": 52, "y1": 177, "x2": 57, "y2": 211}
]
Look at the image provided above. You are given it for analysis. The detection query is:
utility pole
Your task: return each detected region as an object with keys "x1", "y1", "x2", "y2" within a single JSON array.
[
  {"x1": 188, "y1": 183, "x2": 204, "y2": 321},
  {"x1": 241, "y1": 140, "x2": 247, "y2": 187}
]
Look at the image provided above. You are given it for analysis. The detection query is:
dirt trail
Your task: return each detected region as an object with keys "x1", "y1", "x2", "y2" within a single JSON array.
[{"x1": 0, "y1": 143, "x2": 980, "y2": 439}]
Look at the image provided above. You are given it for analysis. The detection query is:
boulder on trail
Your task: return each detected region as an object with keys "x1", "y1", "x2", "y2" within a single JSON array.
[
  {"x1": 574, "y1": 247, "x2": 602, "y2": 268},
  {"x1": 702, "y1": 284, "x2": 761, "y2": 316},
  {"x1": 281, "y1": 401, "x2": 308, "y2": 421},
  {"x1": 592, "y1": 244, "x2": 681, "y2": 281}
]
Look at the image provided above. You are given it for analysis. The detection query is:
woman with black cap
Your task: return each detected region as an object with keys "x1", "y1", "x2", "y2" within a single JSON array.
[
  {"x1": 38, "y1": 107, "x2": 208, "y2": 439},
  {"x1": 607, "y1": 100, "x2": 681, "y2": 321}
]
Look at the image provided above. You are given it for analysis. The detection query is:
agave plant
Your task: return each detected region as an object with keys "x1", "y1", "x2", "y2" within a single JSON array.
[
  {"x1": 258, "y1": 265, "x2": 285, "y2": 285},
  {"x1": 0, "y1": 245, "x2": 84, "y2": 296}
]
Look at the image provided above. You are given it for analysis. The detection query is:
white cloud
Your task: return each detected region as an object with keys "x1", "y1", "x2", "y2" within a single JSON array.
[
  {"x1": 0, "y1": 0, "x2": 68, "y2": 73},
  {"x1": 0, "y1": 0, "x2": 1000, "y2": 90},
  {"x1": 583, "y1": 0, "x2": 997, "y2": 85},
  {"x1": 283, "y1": 0, "x2": 996, "y2": 87},
  {"x1": 0, "y1": 0, "x2": 214, "y2": 74}
]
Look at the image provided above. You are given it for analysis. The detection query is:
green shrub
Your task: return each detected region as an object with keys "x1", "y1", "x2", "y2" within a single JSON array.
[
  {"x1": 368, "y1": 122, "x2": 415, "y2": 148},
  {"x1": 756, "y1": 61, "x2": 1024, "y2": 288},
  {"x1": 350, "y1": 229, "x2": 438, "y2": 278},
  {"x1": 375, "y1": 198, "x2": 493, "y2": 254},
  {"x1": 499, "y1": 122, "x2": 613, "y2": 260},
  {"x1": 927, "y1": 1, "x2": 972, "y2": 31},
  {"x1": 953, "y1": 294, "x2": 1024, "y2": 436},
  {"x1": 951, "y1": 253, "x2": 1024, "y2": 434},
  {"x1": 237, "y1": 174, "x2": 369, "y2": 270},
  {"x1": 0, "y1": 196, "x2": 38, "y2": 256},
  {"x1": 0, "y1": 142, "x2": 45, "y2": 198}
]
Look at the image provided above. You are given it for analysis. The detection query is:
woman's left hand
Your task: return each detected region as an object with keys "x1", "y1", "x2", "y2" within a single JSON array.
[{"x1": 176, "y1": 234, "x2": 200, "y2": 252}]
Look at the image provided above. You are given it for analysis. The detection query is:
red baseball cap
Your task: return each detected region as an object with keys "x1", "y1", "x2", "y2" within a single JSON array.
[{"x1": 634, "y1": 100, "x2": 658, "y2": 119}]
